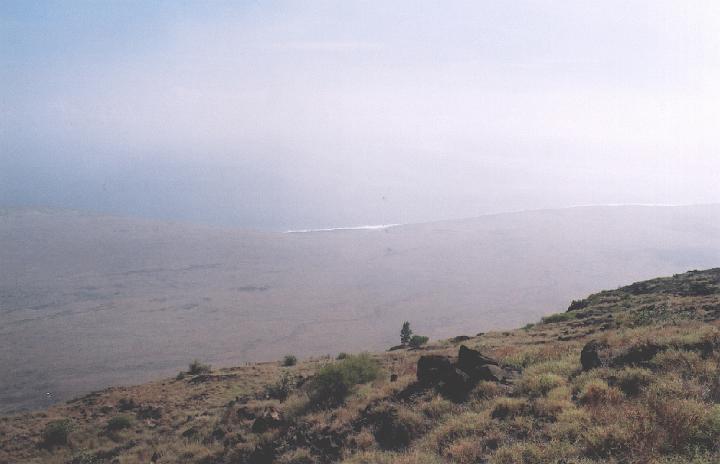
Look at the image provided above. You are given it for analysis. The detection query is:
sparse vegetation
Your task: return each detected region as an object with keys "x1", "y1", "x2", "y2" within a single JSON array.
[
  {"x1": 541, "y1": 311, "x2": 575, "y2": 323},
  {"x1": 409, "y1": 335, "x2": 429, "y2": 348},
  {"x1": 4, "y1": 269, "x2": 720, "y2": 464},
  {"x1": 106, "y1": 415, "x2": 133, "y2": 432},
  {"x1": 307, "y1": 353, "x2": 383, "y2": 407},
  {"x1": 41, "y1": 419, "x2": 73, "y2": 448},
  {"x1": 188, "y1": 359, "x2": 212, "y2": 375}
]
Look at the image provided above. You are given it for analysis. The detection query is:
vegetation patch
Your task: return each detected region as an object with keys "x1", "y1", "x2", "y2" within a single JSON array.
[{"x1": 307, "y1": 353, "x2": 382, "y2": 407}]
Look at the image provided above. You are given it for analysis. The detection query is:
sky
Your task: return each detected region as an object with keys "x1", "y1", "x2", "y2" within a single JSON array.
[{"x1": 2, "y1": 1, "x2": 720, "y2": 230}]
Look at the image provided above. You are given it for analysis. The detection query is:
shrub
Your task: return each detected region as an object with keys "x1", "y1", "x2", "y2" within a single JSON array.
[
  {"x1": 614, "y1": 367, "x2": 652, "y2": 396},
  {"x1": 336, "y1": 352, "x2": 348, "y2": 360},
  {"x1": 106, "y1": 415, "x2": 133, "y2": 432},
  {"x1": 188, "y1": 359, "x2": 211, "y2": 375},
  {"x1": 491, "y1": 397, "x2": 528, "y2": 420},
  {"x1": 578, "y1": 379, "x2": 623, "y2": 406},
  {"x1": 490, "y1": 442, "x2": 544, "y2": 464},
  {"x1": 282, "y1": 355, "x2": 298, "y2": 367},
  {"x1": 650, "y1": 398, "x2": 716, "y2": 452},
  {"x1": 409, "y1": 335, "x2": 429, "y2": 348},
  {"x1": 548, "y1": 407, "x2": 590, "y2": 441},
  {"x1": 532, "y1": 397, "x2": 573, "y2": 420},
  {"x1": 370, "y1": 403, "x2": 426, "y2": 450},
  {"x1": 307, "y1": 353, "x2": 382, "y2": 407},
  {"x1": 517, "y1": 373, "x2": 565, "y2": 397},
  {"x1": 582, "y1": 424, "x2": 633, "y2": 458},
  {"x1": 419, "y1": 396, "x2": 458, "y2": 420},
  {"x1": 41, "y1": 419, "x2": 73, "y2": 448},
  {"x1": 701, "y1": 405, "x2": 720, "y2": 443},
  {"x1": 267, "y1": 371, "x2": 295, "y2": 401},
  {"x1": 541, "y1": 312, "x2": 575, "y2": 324},
  {"x1": 424, "y1": 412, "x2": 490, "y2": 455}
]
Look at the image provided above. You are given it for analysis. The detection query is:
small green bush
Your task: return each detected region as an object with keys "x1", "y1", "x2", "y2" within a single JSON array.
[
  {"x1": 267, "y1": 371, "x2": 295, "y2": 401},
  {"x1": 188, "y1": 359, "x2": 211, "y2": 375},
  {"x1": 41, "y1": 419, "x2": 73, "y2": 448},
  {"x1": 106, "y1": 415, "x2": 133, "y2": 432},
  {"x1": 307, "y1": 353, "x2": 382, "y2": 407},
  {"x1": 282, "y1": 354, "x2": 298, "y2": 367},
  {"x1": 336, "y1": 352, "x2": 348, "y2": 360},
  {"x1": 541, "y1": 312, "x2": 575, "y2": 324},
  {"x1": 409, "y1": 335, "x2": 429, "y2": 348}
]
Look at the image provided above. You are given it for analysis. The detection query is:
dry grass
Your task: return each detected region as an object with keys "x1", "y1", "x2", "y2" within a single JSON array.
[{"x1": 3, "y1": 269, "x2": 720, "y2": 463}]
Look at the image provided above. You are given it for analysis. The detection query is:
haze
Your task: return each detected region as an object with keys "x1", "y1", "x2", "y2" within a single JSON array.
[{"x1": 3, "y1": 1, "x2": 720, "y2": 229}]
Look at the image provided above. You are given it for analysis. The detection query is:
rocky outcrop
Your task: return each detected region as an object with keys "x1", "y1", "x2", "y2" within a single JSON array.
[
  {"x1": 251, "y1": 407, "x2": 285, "y2": 433},
  {"x1": 580, "y1": 340, "x2": 610, "y2": 370},
  {"x1": 416, "y1": 345, "x2": 512, "y2": 400},
  {"x1": 417, "y1": 355, "x2": 454, "y2": 385}
]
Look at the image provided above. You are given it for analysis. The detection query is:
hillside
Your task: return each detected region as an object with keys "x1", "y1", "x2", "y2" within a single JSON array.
[
  {"x1": 3, "y1": 205, "x2": 720, "y2": 414},
  {"x1": 2, "y1": 269, "x2": 720, "y2": 463}
]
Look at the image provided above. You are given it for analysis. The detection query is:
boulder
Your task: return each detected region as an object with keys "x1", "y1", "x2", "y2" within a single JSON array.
[
  {"x1": 456, "y1": 345, "x2": 499, "y2": 380},
  {"x1": 475, "y1": 364, "x2": 509, "y2": 382},
  {"x1": 439, "y1": 368, "x2": 474, "y2": 400},
  {"x1": 251, "y1": 407, "x2": 284, "y2": 433},
  {"x1": 580, "y1": 340, "x2": 610, "y2": 370},
  {"x1": 416, "y1": 355, "x2": 454, "y2": 385}
]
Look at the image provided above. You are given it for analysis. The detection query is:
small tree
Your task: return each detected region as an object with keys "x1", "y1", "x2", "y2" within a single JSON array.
[
  {"x1": 282, "y1": 354, "x2": 297, "y2": 367},
  {"x1": 188, "y1": 359, "x2": 211, "y2": 375},
  {"x1": 409, "y1": 335, "x2": 429, "y2": 348},
  {"x1": 41, "y1": 419, "x2": 73, "y2": 449},
  {"x1": 400, "y1": 321, "x2": 413, "y2": 345}
]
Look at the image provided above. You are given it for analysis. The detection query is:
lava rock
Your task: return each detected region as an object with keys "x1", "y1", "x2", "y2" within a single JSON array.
[
  {"x1": 251, "y1": 407, "x2": 284, "y2": 433},
  {"x1": 438, "y1": 368, "x2": 474, "y2": 401},
  {"x1": 416, "y1": 355, "x2": 454, "y2": 384},
  {"x1": 456, "y1": 345, "x2": 499, "y2": 380},
  {"x1": 580, "y1": 340, "x2": 610, "y2": 370}
]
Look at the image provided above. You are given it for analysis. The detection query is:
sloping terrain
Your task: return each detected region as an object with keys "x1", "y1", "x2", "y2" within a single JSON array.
[
  {"x1": 2, "y1": 205, "x2": 720, "y2": 413},
  {"x1": 2, "y1": 269, "x2": 720, "y2": 463}
]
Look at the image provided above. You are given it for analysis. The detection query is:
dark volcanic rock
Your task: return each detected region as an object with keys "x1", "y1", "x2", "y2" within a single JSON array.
[
  {"x1": 438, "y1": 368, "x2": 474, "y2": 401},
  {"x1": 416, "y1": 355, "x2": 454, "y2": 385},
  {"x1": 475, "y1": 364, "x2": 509, "y2": 382},
  {"x1": 580, "y1": 340, "x2": 609, "y2": 370},
  {"x1": 251, "y1": 407, "x2": 284, "y2": 433},
  {"x1": 416, "y1": 347, "x2": 512, "y2": 401},
  {"x1": 456, "y1": 345, "x2": 499, "y2": 380}
]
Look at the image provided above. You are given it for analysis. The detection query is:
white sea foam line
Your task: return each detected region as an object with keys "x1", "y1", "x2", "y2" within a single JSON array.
[{"x1": 284, "y1": 224, "x2": 400, "y2": 234}]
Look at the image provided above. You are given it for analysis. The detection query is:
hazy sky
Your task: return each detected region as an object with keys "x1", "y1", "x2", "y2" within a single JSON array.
[{"x1": 2, "y1": 1, "x2": 719, "y2": 229}]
